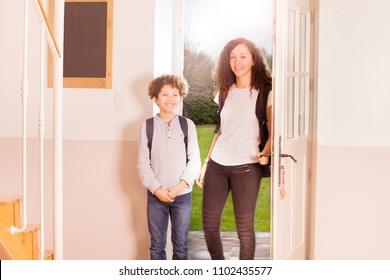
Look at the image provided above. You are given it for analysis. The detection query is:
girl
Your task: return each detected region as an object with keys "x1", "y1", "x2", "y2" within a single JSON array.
[{"x1": 197, "y1": 38, "x2": 272, "y2": 260}]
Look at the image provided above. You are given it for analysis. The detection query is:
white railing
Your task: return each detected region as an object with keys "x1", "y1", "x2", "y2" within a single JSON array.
[
  {"x1": 11, "y1": 0, "x2": 63, "y2": 260},
  {"x1": 10, "y1": 0, "x2": 30, "y2": 238},
  {"x1": 38, "y1": 22, "x2": 46, "y2": 261},
  {"x1": 51, "y1": 0, "x2": 65, "y2": 260}
]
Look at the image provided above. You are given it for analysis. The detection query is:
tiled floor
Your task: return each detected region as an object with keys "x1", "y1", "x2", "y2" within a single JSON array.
[{"x1": 188, "y1": 231, "x2": 270, "y2": 260}]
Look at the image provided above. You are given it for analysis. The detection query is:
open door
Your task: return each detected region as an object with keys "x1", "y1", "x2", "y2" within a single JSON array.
[{"x1": 272, "y1": 0, "x2": 312, "y2": 259}]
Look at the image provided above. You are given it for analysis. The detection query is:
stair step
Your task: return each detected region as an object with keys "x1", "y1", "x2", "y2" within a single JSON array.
[
  {"x1": 33, "y1": 249, "x2": 54, "y2": 260},
  {"x1": 44, "y1": 249, "x2": 54, "y2": 260},
  {"x1": 21, "y1": 224, "x2": 40, "y2": 260},
  {"x1": 0, "y1": 195, "x2": 22, "y2": 204},
  {"x1": 1, "y1": 195, "x2": 53, "y2": 260},
  {"x1": 0, "y1": 195, "x2": 22, "y2": 228},
  {"x1": 0, "y1": 220, "x2": 41, "y2": 259}
]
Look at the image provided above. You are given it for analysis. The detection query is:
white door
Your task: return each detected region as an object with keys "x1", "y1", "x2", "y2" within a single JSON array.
[{"x1": 271, "y1": 0, "x2": 312, "y2": 259}]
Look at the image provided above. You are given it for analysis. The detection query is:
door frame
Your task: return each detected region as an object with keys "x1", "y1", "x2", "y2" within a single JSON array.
[{"x1": 168, "y1": 0, "x2": 319, "y2": 260}]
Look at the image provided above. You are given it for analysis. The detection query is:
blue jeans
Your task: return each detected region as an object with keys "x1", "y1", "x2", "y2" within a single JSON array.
[{"x1": 147, "y1": 191, "x2": 192, "y2": 260}]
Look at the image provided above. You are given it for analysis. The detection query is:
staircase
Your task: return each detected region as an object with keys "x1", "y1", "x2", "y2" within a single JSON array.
[
  {"x1": 0, "y1": 195, "x2": 53, "y2": 260},
  {"x1": 1, "y1": 0, "x2": 63, "y2": 261}
]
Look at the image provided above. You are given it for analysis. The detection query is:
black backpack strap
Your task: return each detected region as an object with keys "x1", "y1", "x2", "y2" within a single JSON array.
[
  {"x1": 147, "y1": 115, "x2": 188, "y2": 163},
  {"x1": 256, "y1": 86, "x2": 272, "y2": 152},
  {"x1": 178, "y1": 115, "x2": 189, "y2": 163},
  {"x1": 256, "y1": 86, "x2": 271, "y2": 122},
  {"x1": 145, "y1": 117, "x2": 154, "y2": 160}
]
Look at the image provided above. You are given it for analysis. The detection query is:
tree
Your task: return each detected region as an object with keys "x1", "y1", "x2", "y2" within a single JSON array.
[{"x1": 183, "y1": 45, "x2": 218, "y2": 124}]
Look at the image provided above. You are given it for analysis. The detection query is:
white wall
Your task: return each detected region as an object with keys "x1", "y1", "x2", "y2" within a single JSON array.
[
  {"x1": 0, "y1": 0, "x2": 157, "y2": 259},
  {"x1": 312, "y1": 0, "x2": 390, "y2": 259},
  {"x1": 316, "y1": 0, "x2": 390, "y2": 148},
  {"x1": 0, "y1": 0, "x2": 154, "y2": 142}
]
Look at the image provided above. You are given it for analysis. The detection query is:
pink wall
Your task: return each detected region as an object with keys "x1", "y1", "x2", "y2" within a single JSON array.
[
  {"x1": 0, "y1": 138, "x2": 150, "y2": 259},
  {"x1": 311, "y1": 0, "x2": 390, "y2": 259},
  {"x1": 313, "y1": 145, "x2": 390, "y2": 259},
  {"x1": 62, "y1": 139, "x2": 149, "y2": 259}
]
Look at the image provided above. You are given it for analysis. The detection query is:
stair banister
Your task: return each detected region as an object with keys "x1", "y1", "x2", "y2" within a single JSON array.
[
  {"x1": 11, "y1": 0, "x2": 64, "y2": 260},
  {"x1": 34, "y1": 0, "x2": 64, "y2": 260},
  {"x1": 32, "y1": 0, "x2": 61, "y2": 59},
  {"x1": 52, "y1": 0, "x2": 65, "y2": 260},
  {"x1": 38, "y1": 22, "x2": 46, "y2": 261},
  {"x1": 32, "y1": 0, "x2": 64, "y2": 260},
  {"x1": 11, "y1": 0, "x2": 30, "y2": 236}
]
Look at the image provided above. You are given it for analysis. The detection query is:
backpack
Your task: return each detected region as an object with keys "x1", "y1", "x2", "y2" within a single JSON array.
[
  {"x1": 217, "y1": 86, "x2": 272, "y2": 177},
  {"x1": 146, "y1": 115, "x2": 189, "y2": 163},
  {"x1": 256, "y1": 87, "x2": 272, "y2": 178}
]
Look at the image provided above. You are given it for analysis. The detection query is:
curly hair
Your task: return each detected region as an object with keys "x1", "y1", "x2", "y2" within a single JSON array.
[
  {"x1": 213, "y1": 38, "x2": 272, "y2": 97},
  {"x1": 147, "y1": 74, "x2": 189, "y2": 99}
]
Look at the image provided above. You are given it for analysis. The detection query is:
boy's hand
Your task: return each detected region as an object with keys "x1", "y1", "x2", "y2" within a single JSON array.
[
  {"x1": 167, "y1": 186, "x2": 181, "y2": 199},
  {"x1": 154, "y1": 188, "x2": 174, "y2": 203},
  {"x1": 167, "y1": 180, "x2": 188, "y2": 199}
]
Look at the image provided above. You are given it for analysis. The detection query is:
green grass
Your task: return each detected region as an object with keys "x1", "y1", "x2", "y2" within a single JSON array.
[{"x1": 190, "y1": 125, "x2": 270, "y2": 232}]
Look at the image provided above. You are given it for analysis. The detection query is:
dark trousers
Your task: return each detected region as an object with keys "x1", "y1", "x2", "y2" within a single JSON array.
[{"x1": 202, "y1": 159, "x2": 262, "y2": 260}]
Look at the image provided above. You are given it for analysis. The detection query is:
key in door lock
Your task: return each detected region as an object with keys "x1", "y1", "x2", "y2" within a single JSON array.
[
  {"x1": 280, "y1": 165, "x2": 286, "y2": 200},
  {"x1": 277, "y1": 136, "x2": 298, "y2": 199}
]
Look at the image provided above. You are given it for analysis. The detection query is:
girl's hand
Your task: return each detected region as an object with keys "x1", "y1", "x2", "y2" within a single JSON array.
[
  {"x1": 196, "y1": 162, "x2": 208, "y2": 188},
  {"x1": 257, "y1": 152, "x2": 269, "y2": 165}
]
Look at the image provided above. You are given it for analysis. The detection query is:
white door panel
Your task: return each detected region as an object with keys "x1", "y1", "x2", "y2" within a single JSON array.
[{"x1": 272, "y1": 0, "x2": 311, "y2": 260}]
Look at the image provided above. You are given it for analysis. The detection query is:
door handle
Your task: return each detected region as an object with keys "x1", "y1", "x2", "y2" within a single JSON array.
[
  {"x1": 280, "y1": 153, "x2": 297, "y2": 163},
  {"x1": 278, "y1": 136, "x2": 298, "y2": 164},
  {"x1": 264, "y1": 152, "x2": 297, "y2": 163}
]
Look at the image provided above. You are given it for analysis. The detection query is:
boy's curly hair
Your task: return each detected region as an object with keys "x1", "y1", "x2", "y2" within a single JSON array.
[{"x1": 147, "y1": 74, "x2": 189, "y2": 99}]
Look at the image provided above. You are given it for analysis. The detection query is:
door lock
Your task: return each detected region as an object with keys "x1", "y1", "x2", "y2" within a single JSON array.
[{"x1": 278, "y1": 136, "x2": 297, "y2": 188}]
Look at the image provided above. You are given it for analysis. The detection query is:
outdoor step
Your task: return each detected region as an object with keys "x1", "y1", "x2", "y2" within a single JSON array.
[{"x1": 188, "y1": 231, "x2": 271, "y2": 260}]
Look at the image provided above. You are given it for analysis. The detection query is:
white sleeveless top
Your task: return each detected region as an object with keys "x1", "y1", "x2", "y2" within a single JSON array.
[{"x1": 211, "y1": 84, "x2": 272, "y2": 166}]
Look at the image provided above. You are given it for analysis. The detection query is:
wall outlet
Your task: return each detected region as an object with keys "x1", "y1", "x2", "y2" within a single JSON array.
[{"x1": 115, "y1": 89, "x2": 128, "y2": 113}]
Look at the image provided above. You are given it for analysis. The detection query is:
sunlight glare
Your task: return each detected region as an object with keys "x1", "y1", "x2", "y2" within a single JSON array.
[{"x1": 185, "y1": 0, "x2": 273, "y2": 58}]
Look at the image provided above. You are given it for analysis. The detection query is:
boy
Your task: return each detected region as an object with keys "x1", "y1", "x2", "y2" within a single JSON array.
[{"x1": 136, "y1": 74, "x2": 201, "y2": 260}]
